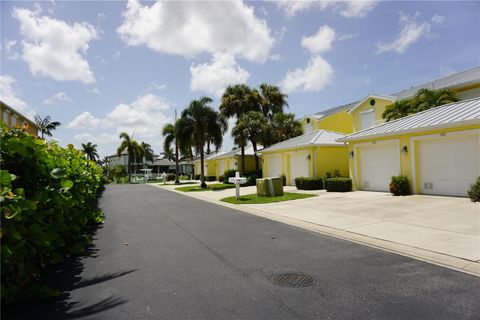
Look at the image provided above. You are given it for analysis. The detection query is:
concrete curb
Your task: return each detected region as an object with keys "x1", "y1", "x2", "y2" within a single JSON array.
[{"x1": 149, "y1": 183, "x2": 480, "y2": 278}]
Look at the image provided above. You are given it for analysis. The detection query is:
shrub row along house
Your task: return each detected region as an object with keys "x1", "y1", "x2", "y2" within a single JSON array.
[{"x1": 259, "y1": 66, "x2": 480, "y2": 196}]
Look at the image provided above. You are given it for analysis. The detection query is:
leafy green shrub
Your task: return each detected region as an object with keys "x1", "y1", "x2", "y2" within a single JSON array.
[
  {"x1": 218, "y1": 175, "x2": 225, "y2": 183},
  {"x1": 1, "y1": 126, "x2": 104, "y2": 303},
  {"x1": 324, "y1": 177, "x2": 352, "y2": 192},
  {"x1": 281, "y1": 175, "x2": 286, "y2": 186},
  {"x1": 389, "y1": 175, "x2": 410, "y2": 196},
  {"x1": 468, "y1": 177, "x2": 480, "y2": 202},
  {"x1": 166, "y1": 173, "x2": 176, "y2": 181},
  {"x1": 109, "y1": 165, "x2": 127, "y2": 183},
  {"x1": 194, "y1": 174, "x2": 201, "y2": 180},
  {"x1": 206, "y1": 175, "x2": 217, "y2": 182},
  {"x1": 295, "y1": 177, "x2": 323, "y2": 190},
  {"x1": 223, "y1": 169, "x2": 237, "y2": 184}
]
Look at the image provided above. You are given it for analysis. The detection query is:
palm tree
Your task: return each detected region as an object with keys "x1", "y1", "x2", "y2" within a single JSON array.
[
  {"x1": 258, "y1": 83, "x2": 289, "y2": 120},
  {"x1": 162, "y1": 122, "x2": 181, "y2": 184},
  {"x1": 234, "y1": 111, "x2": 269, "y2": 171},
  {"x1": 219, "y1": 84, "x2": 260, "y2": 174},
  {"x1": 411, "y1": 88, "x2": 459, "y2": 112},
  {"x1": 116, "y1": 132, "x2": 143, "y2": 182},
  {"x1": 176, "y1": 97, "x2": 224, "y2": 188},
  {"x1": 34, "y1": 115, "x2": 61, "y2": 139},
  {"x1": 267, "y1": 112, "x2": 303, "y2": 146},
  {"x1": 140, "y1": 142, "x2": 155, "y2": 162},
  {"x1": 81, "y1": 142, "x2": 99, "y2": 161},
  {"x1": 382, "y1": 100, "x2": 413, "y2": 122}
]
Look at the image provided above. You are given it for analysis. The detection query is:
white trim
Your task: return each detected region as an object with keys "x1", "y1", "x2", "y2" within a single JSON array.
[
  {"x1": 410, "y1": 128, "x2": 480, "y2": 194},
  {"x1": 348, "y1": 94, "x2": 395, "y2": 114},
  {"x1": 359, "y1": 108, "x2": 374, "y2": 115}
]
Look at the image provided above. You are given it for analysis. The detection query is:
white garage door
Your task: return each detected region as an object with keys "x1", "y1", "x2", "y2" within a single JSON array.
[
  {"x1": 218, "y1": 160, "x2": 224, "y2": 176},
  {"x1": 418, "y1": 135, "x2": 480, "y2": 196},
  {"x1": 289, "y1": 152, "x2": 309, "y2": 186},
  {"x1": 267, "y1": 155, "x2": 282, "y2": 178},
  {"x1": 359, "y1": 142, "x2": 400, "y2": 192}
]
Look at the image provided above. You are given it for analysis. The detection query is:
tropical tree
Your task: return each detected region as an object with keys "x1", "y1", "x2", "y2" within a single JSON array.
[
  {"x1": 140, "y1": 142, "x2": 155, "y2": 162},
  {"x1": 81, "y1": 142, "x2": 99, "y2": 161},
  {"x1": 162, "y1": 122, "x2": 181, "y2": 184},
  {"x1": 220, "y1": 84, "x2": 260, "y2": 173},
  {"x1": 411, "y1": 88, "x2": 459, "y2": 112},
  {"x1": 34, "y1": 115, "x2": 61, "y2": 139},
  {"x1": 234, "y1": 111, "x2": 269, "y2": 171},
  {"x1": 382, "y1": 100, "x2": 413, "y2": 122},
  {"x1": 266, "y1": 112, "x2": 303, "y2": 146},
  {"x1": 176, "y1": 97, "x2": 224, "y2": 188},
  {"x1": 116, "y1": 132, "x2": 143, "y2": 182},
  {"x1": 258, "y1": 83, "x2": 289, "y2": 120}
]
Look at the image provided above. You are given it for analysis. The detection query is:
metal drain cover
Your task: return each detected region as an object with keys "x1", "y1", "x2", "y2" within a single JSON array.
[{"x1": 269, "y1": 273, "x2": 314, "y2": 288}]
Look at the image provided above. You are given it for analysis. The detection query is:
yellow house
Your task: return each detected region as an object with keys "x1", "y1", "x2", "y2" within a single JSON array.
[
  {"x1": 260, "y1": 130, "x2": 349, "y2": 186},
  {"x1": 300, "y1": 103, "x2": 354, "y2": 134},
  {"x1": 206, "y1": 145, "x2": 259, "y2": 178},
  {"x1": 1, "y1": 100, "x2": 40, "y2": 136},
  {"x1": 338, "y1": 98, "x2": 480, "y2": 196},
  {"x1": 193, "y1": 153, "x2": 218, "y2": 178}
]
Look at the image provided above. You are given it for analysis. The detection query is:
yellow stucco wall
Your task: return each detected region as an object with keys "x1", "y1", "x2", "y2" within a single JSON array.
[
  {"x1": 302, "y1": 110, "x2": 354, "y2": 134},
  {"x1": 347, "y1": 124, "x2": 480, "y2": 193},
  {"x1": 351, "y1": 97, "x2": 394, "y2": 132}
]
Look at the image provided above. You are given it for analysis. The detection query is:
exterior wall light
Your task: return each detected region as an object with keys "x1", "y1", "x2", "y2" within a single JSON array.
[
  {"x1": 306, "y1": 154, "x2": 311, "y2": 160},
  {"x1": 349, "y1": 151, "x2": 355, "y2": 158},
  {"x1": 401, "y1": 146, "x2": 408, "y2": 154}
]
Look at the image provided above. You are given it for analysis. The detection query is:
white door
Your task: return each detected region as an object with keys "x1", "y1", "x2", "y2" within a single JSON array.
[
  {"x1": 418, "y1": 135, "x2": 480, "y2": 196},
  {"x1": 289, "y1": 152, "x2": 309, "y2": 186},
  {"x1": 359, "y1": 142, "x2": 400, "y2": 191},
  {"x1": 267, "y1": 155, "x2": 282, "y2": 178},
  {"x1": 218, "y1": 160, "x2": 225, "y2": 176}
]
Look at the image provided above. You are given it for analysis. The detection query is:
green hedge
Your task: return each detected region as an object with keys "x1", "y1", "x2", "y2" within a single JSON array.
[
  {"x1": 206, "y1": 175, "x2": 216, "y2": 182},
  {"x1": 295, "y1": 177, "x2": 323, "y2": 190},
  {"x1": 223, "y1": 169, "x2": 237, "y2": 184},
  {"x1": 389, "y1": 175, "x2": 410, "y2": 196},
  {"x1": 468, "y1": 176, "x2": 480, "y2": 202},
  {"x1": 324, "y1": 177, "x2": 352, "y2": 192},
  {"x1": 0, "y1": 127, "x2": 104, "y2": 303}
]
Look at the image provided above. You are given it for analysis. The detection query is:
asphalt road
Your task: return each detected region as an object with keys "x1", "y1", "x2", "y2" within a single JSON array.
[{"x1": 5, "y1": 184, "x2": 480, "y2": 319}]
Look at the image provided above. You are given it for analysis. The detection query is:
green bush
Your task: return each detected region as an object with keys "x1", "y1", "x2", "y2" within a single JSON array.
[
  {"x1": 166, "y1": 173, "x2": 176, "y2": 181},
  {"x1": 206, "y1": 175, "x2": 217, "y2": 182},
  {"x1": 389, "y1": 175, "x2": 410, "y2": 196},
  {"x1": 109, "y1": 165, "x2": 127, "y2": 183},
  {"x1": 223, "y1": 169, "x2": 237, "y2": 184},
  {"x1": 218, "y1": 175, "x2": 225, "y2": 183},
  {"x1": 281, "y1": 175, "x2": 286, "y2": 186},
  {"x1": 324, "y1": 177, "x2": 352, "y2": 192},
  {"x1": 1, "y1": 126, "x2": 104, "y2": 303},
  {"x1": 295, "y1": 177, "x2": 323, "y2": 190},
  {"x1": 468, "y1": 176, "x2": 480, "y2": 202},
  {"x1": 194, "y1": 174, "x2": 201, "y2": 180}
]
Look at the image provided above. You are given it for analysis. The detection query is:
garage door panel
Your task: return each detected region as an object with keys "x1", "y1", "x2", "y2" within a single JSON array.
[
  {"x1": 289, "y1": 152, "x2": 309, "y2": 186},
  {"x1": 218, "y1": 160, "x2": 224, "y2": 176},
  {"x1": 267, "y1": 155, "x2": 282, "y2": 178},
  {"x1": 418, "y1": 135, "x2": 479, "y2": 196},
  {"x1": 359, "y1": 143, "x2": 400, "y2": 192}
]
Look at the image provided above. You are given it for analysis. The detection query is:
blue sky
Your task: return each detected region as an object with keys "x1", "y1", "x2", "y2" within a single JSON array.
[{"x1": 1, "y1": 0, "x2": 479, "y2": 157}]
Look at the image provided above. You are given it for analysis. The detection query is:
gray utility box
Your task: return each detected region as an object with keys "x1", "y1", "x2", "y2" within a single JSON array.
[{"x1": 256, "y1": 177, "x2": 284, "y2": 197}]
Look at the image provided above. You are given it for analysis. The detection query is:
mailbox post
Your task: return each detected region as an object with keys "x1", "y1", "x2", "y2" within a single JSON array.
[{"x1": 228, "y1": 171, "x2": 247, "y2": 200}]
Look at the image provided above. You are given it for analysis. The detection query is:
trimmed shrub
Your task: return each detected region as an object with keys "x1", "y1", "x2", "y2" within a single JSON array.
[
  {"x1": 223, "y1": 169, "x2": 237, "y2": 184},
  {"x1": 324, "y1": 177, "x2": 352, "y2": 192},
  {"x1": 1, "y1": 126, "x2": 104, "y2": 303},
  {"x1": 281, "y1": 175, "x2": 286, "y2": 186},
  {"x1": 166, "y1": 173, "x2": 176, "y2": 181},
  {"x1": 206, "y1": 175, "x2": 217, "y2": 182},
  {"x1": 468, "y1": 176, "x2": 480, "y2": 202},
  {"x1": 389, "y1": 175, "x2": 410, "y2": 196},
  {"x1": 194, "y1": 174, "x2": 201, "y2": 180},
  {"x1": 295, "y1": 177, "x2": 323, "y2": 190}
]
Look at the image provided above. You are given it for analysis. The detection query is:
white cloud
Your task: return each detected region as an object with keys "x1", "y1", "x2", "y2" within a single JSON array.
[
  {"x1": 117, "y1": 0, "x2": 274, "y2": 63},
  {"x1": 276, "y1": 1, "x2": 377, "y2": 18},
  {"x1": 376, "y1": 12, "x2": 436, "y2": 54},
  {"x1": 431, "y1": 14, "x2": 445, "y2": 24},
  {"x1": 0, "y1": 75, "x2": 36, "y2": 119},
  {"x1": 67, "y1": 111, "x2": 100, "y2": 129},
  {"x1": 2, "y1": 39, "x2": 20, "y2": 60},
  {"x1": 13, "y1": 7, "x2": 98, "y2": 83},
  {"x1": 73, "y1": 132, "x2": 117, "y2": 144},
  {"x1": 190, "y1": 53, "x2": 250, "y2": 97},
  {"x1": 43, "y1": 91, "x2": 72, "y2": 105},
  {"x1": 301, "y1": 25, "x2": 336, "y2": 54},
  {"x1": 148, "y1": 81, "x2": 166, "y2": 91},
  {"x1": 280, "y1": 55, "x2": 333, "y2": 93}
]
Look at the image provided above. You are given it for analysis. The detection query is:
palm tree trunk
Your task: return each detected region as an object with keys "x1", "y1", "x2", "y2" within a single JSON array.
[
  {"x1": 252, "y1": 140, "x2": 259, "y2": 172},
  {"x1": 207, "y1": 141, "x2": 211, "y2": 154},
  {"x1": 241, "y1": 145, "x2": 246, "y2": 175},
  {"x1": 127, "y1": 153, "x2": 131, "y2": 183},
  {"x1": 174, "y1": 137, "x2": 180, "y2": 184},
  {"x1": 200, "y1": 149, "x2": 207, "y2": 188}
]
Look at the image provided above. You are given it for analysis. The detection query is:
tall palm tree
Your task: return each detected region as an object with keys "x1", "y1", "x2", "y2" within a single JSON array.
[
  {"x1": 412, "y1": 88, "x2": 459, "y2": 112},
  {"x1": 116, "y1": 132, "x2": 143, "y2": 182},
  {"x1": 34, "y1": 115, "x2": 61, "y2": 139},
  {"x1": 267, "y1": 112, "x2": 303, "y2": 146},
  {"x1": 162, "y1": 122, "x2": 181, "y2": 184},
  {"x1": 219, "y1": 84, "x2": 260, "y2": 174},
  {"x1": 81, "y1": 142, "x2": 99, "y2": 161},
  {"x1": 382, "y1": 100, "x2": 413, "y2": 122},
  {"x1": 176, "y1": 97, "x2": 224, "y2": 188},
  {"x1": 234, "y1": 111, "x2": 269, "y2": 171},
  {"x1": 140, "y1": 142, "x2": 155, "y2": 162},
  {"x1": 258, "y1": 83, "x2": 289, "y2": 120}
]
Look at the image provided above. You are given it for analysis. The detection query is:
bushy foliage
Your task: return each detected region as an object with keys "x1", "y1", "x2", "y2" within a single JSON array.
[
  {"x1": 295, "y1": 177, "x2": 323, "y2": 190},
  {"x1": 1, "y1": 127, "x2": 104, "y2": 303},
  {"x1": 389, "y1": 175, "x2": 410, "y2": 196},
  {"x1": 194, "y1": 174, "x2": 201, "y2": 180},
  {"x1": 109, "y1": 165, "x2": 127, "y2": 183},
  {"x1": 206, "y1": 175, "x2": 217, "y2": 182},
  {"x1": 468, "y1": 177, "x2": 480, "y2": 202},
  {"x1": 223, "y1": 169, "x2": 237, "y2": 183},
  {"x1": 166, "y1": 173, "x2": 176, "y2": 181},
  {"x1": 324, "y1": 178, "x2": 352, "y2": 192},
  {"x1": 218, "y1": 175, "x2": 225, "y2": 183}
]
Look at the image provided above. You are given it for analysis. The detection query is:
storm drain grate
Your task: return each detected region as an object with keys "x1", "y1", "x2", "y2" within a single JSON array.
[{"x1": 269, "y1": 273, "x2": 314, "y2": 288}]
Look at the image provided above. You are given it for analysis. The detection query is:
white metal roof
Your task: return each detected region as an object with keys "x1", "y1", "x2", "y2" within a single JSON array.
[
  {"x1": 348, "y1": 94, "x2": 395, "y2": 114},
  {"x1": 209, "y1": 145, "x2": 258, "y2": 160},
  {"x1": 339, "y1": 97, "x2": 480, "y2": 142},
  {"x1": 261, "y1": 130, "x2": 346, "y2": 153}
]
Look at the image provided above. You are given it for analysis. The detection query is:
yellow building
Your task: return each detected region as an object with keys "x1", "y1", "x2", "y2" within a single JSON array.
[
  {"x1": 300, "y1": 103, "x2": 354, "y2": 134},
  {"x1": 1, "y1": 101, "x2": 39, "y2": 136},
  {"x1": 260, "y1": 130, "x2": 349, "y2": 186},
  {"x1": 207, "y1": 145, "x2": 258, "y2": 178},
  {"x1": 339, "y1": 98, "x2": 480, "y2": 196}
]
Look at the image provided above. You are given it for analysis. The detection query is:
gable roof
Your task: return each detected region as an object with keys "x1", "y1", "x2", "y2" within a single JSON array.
[
  {"x1": 208, "y1": 145, "x2": 258, "y2": 160},
  {"x1": 338, "y1": 97, "x2": 480, "y2": 142},
  {"x1": 391, "y1": 66, "x2": 480, "y2": 100},
  {"x1": 308, "y1": 102, "x2": 357, "y2": 120},
  {"x1": 347, "y1": 94, "x2": 396, "y2": 114},
  {"x1": 261, "y1": 130, "x2": 346, "y2": 153}
]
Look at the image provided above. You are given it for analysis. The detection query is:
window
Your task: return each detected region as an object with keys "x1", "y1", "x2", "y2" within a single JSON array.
[
  {"x1": 360, "y1": 109, "x2": 375, "y2": 129},
  {"x1": 3, "y1": 111, "x2": 9, "y2": 124}
]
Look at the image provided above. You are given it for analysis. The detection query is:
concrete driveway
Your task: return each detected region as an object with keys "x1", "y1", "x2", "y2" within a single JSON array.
[{"x1": 154, "y1": 182, "x2": 480, "y2": 276}]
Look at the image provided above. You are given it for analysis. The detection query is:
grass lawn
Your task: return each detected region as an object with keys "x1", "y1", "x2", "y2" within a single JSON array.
[
  {"x1": 220, "y1": 192, "x2": 316, "y2": 204},
  {"x1": 175, "y1": 183, "x2": 236, "y2": 192}
]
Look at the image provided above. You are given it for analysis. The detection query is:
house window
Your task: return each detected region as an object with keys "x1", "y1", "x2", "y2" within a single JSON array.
[
  {"x1": 360, "y1": 109, "x2": 375, "y2": 129},
  {"x1": 12, "y1": 115, "x2": 18, "y2": 127},
  {"x1": 3, "y1": 111, "x2": 9, "y2": 125}
]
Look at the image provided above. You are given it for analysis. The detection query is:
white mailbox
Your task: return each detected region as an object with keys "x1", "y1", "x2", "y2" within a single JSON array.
[{"x1": 228, "y1": 171, "x2": 247, "y2": 199}]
